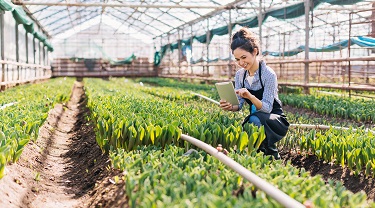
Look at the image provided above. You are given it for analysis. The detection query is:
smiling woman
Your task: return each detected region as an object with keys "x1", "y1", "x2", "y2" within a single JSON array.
[{"x1": 219, "y1": 27, "x2": 290, "y2": 160}]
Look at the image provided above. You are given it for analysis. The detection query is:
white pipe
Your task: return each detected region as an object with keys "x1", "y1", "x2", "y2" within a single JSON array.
[
  {"x1": 290, "y1": 123, "x2": 375, "y2": 133},
  {"x1": 192, "y1": 92, "x2": 375, "y2": 133},
  {"x1": 0, "y1": 102, "x2": 18, "y2": 110},
  {"x1": 192, "y1": 92, "x2": 220, "y2": 105},
  {"x1": 180, "y1": 134, "x2": 305, "y2": 208}
]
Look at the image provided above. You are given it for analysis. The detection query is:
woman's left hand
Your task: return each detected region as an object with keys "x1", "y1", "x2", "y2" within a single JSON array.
[{"x1": 235, "y1": 88, "x2": 252, "y2": 99}]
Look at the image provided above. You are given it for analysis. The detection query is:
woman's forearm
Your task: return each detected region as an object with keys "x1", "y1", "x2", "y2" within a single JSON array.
[{"x1": 247, "y1": 95, "x2": 261, "y2": 110}]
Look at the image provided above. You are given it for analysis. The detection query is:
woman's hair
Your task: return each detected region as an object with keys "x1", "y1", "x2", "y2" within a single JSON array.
[{"x1": 231, "y1": 27, "x2": 260, "y2": 55}]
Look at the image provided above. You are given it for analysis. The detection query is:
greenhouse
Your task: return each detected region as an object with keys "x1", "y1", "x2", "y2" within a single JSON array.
[{"x1": 0, "y1": 0, "x2": 375, "y2": 207}]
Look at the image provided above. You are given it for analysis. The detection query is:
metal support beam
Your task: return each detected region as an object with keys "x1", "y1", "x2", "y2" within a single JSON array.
[
  {"x1": 206, "y1": 19, "x2": 210, "y2": 76},
  {"x1": 25, "y1": 32, "x2": 28, "y2": 81},
  {"x1": 0, "y1": 11, "x2": 4, "y2": 91},
  {"x1": 228, "y1": 9, "x2": 232, "y2": 79},
  {"x1": 159, "y1": 0, "x2": 250, "y2": 37},
  {"x1": 190, "y1": 25, "x2": 194, "y2": 74},
  {"x1": 304, "y1": 0, "x2": 310, "y2": 94},
  {"x1": 178, "y1": 29, "x2": 181, "y2": 74},
  {"x1": 16, "y1": 24, "x2": 20, "y2": 81},
  {"x1": 15, "y1": 1, "x2": 236, "y2": 9},
  {"x1": 258, "y1": 0, "x2": 262, "y2": 52},
  {"x1": 19, "y1": 5, "x2": 50, "y2": 38}
]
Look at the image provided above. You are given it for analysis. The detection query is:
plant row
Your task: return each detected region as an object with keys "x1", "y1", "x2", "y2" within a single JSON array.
[
  {"x1": 84, "y1": 78, "x2": 373, "y2": 207},
  {"x1": 280, "y1": 93, "x2": 375, "y2": 123},
  {"x1": 111, "y1": 145, "x2": 369, "y2": 208},
  {"x1": 85, "y1": 78, "x2": 262, "y2": 154},
  {"x1": 0, "y1": 78, "x2": 74, "y2": 178}
]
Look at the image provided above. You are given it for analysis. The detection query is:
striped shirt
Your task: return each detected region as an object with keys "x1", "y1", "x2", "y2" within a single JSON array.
[{"x1": 234, "y1": 60, "x2": 282, "y2": 113}]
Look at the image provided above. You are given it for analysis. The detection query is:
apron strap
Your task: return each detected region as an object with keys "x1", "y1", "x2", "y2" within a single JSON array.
[{"x1": 242, "y1": 61, "x2": 264, "y2": 88}]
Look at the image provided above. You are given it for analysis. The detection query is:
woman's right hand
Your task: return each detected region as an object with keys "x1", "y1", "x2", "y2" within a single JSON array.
[{"x1": 220, "y1": 100, "x2": 232, "y2": 111}]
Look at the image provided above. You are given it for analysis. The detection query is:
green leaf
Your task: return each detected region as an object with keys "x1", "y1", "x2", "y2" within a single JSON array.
[{"x1": 239, "y1": 131, "x2": 248, "y2": 152}]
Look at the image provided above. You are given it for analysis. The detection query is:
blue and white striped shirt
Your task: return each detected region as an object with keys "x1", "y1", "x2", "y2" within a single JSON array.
[{"x1": 234, "y1": 61, "x2": 282, "y2": 113}]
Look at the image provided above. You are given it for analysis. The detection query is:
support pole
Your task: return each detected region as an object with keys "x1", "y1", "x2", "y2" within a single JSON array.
[
  {"x1": 228, "y1": 9, "x2": 232, "y2": 79},
  {"x1": 348, "y1": 12, "x2": 352, "y2": 98},
  {"x1": 304, "y1": 0, "x2": 310, "y2": 94},
  {"x1": 25, "y1": 32, "x2": 29, "y2": 80},
  {"x1": 190, "y1": 25, "x2": 194, "y2": 75},
  {"x1": 168, "y1": 33, "x2": 171, "y2": 74},
  {"x1": 16, "y1": 23, "x2": 20, "y2": 81},
  {"x1": 159, "y1": 36, "x2": 163, "y2": 76},
  {"x1": 206, "y1": 19, "x2": 210, "y2": 76},
  {"x1": 33, "y1": 37, "x2": 36, "y2": 78},
  {"x1": 178, "y1": 29, "x2": 181, "y2": 74},
  {"x1": 0, "y1": 11, "x2": 5, "y2": 91},
  {"x1": 43, "y1": 46, "x2": 46, "y2": 76},
  {"x1": 258, "y1": 0, "x2": 263, "y2": 47}
]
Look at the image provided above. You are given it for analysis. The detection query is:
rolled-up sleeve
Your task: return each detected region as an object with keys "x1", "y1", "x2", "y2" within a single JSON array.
[
  {"x1": 234, "y1": 70, "x2": 246, "y2": 110},
  {"x1": 259, "y1": 71, "x2": 277, "y2": 113}
]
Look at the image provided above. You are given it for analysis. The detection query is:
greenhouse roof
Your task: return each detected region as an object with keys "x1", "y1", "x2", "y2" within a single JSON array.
[{"x1": 10, "y1": 0, "x2": 374, "y2": 43}]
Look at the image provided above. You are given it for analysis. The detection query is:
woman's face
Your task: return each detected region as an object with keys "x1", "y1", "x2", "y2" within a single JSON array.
[{"x1": 233, "y1": 48, "x2": 257, "y2": 71}]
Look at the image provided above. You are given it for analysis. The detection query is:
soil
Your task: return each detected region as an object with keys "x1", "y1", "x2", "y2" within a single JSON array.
[
  {"x1": 281, "y1": 105, "x2": 375, "y2": 201},
  {"x1": 0, "y1": 81, "x2": 127, "y2": 208},
  {"x1": 0, "y1": 83, "x2": 374, "y2": 207}
]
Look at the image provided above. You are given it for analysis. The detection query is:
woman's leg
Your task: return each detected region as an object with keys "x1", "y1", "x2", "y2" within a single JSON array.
[
  {"x1": 248, "y1": 116, "x2": 266, "y2": 154},
  {"x1": 248, "y1": 115, "x2": 280, "y2": 160},
  {"x1": 248, "y1": 115, "x2": 261, "y2": 127}
]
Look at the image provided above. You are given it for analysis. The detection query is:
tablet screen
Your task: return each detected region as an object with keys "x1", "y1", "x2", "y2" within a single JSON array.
[{"x1": 215, "y1": 82, "x2": 239, "y2": 105}]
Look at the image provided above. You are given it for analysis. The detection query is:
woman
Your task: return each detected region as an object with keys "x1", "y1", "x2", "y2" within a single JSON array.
[{"x1": 220, "y1": 27, "x2": 289, "y2": 160}]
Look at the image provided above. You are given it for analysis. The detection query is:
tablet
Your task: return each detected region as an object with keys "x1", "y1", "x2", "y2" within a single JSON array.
[{"x1": 215, "y1": 82, "x2": 239, "y2": 105}]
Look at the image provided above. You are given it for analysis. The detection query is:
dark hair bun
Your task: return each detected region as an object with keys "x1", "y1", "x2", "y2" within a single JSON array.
[
  {"x1": 230, "y1": 27, "x2": 260, "y2": 55},
  {"x1": 232, "y1": 30, "x2": 246, "y2": 40}
]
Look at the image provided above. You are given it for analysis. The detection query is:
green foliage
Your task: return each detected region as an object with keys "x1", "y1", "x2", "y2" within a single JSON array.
[
  {"x1": 0, "y1": 78, "x2": 75, "y2": 179},
  {"x1": 280, "y1": 92, "x2": 375, "y2": 123}
]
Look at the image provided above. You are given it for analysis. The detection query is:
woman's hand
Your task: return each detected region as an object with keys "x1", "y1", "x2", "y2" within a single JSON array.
[
  {"x1": 219, "y1": 100, "x2": 233, "y2": 111},
  {"x1": 235, "y1": 88, "x2": 252, "y2": 99}
]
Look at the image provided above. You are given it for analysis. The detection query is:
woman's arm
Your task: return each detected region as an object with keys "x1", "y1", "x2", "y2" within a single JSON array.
[{"x1": 259, "y1": 69, "x2": 277, "y2": 113}]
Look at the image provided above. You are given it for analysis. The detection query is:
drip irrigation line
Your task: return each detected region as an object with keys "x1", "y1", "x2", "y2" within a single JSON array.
[
  {"x1": 191, "y1": 92, "x2": 220, "y2": 105},
  {"x1": 192, "y1": 92, "x2": 374, "y2": 133},
  {"x1": 290, "y1": 123, "x2": 375, "y2": 133},
  {"x1": 0, "y1": 102, "x2": 18, "y2": 110},
  {"x1": 180, "y1": 134, "x2": 305, "y2": 208}
]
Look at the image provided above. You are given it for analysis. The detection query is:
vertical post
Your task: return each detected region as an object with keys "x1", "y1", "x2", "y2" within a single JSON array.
[
  {"x1": 43, "y1": 45, "x2": 46, "y2": 65},
  {"x1": 39, "y1": 40, "x2": 41, "y2": 65},
  {"x1": 168, "y1": 33, "x2": 171, "y2": 74},
  {"x1": 258, "y1": 0, "x2": 263, "y2": 47},
  {"x1": 348, "y1": 12, "x2": 352, "y2": 97},
  {"x1": 178, "y1": 29, "x2": 181, "y2": 74},
  {"x1": 43, "y1": 46, "x2": 46, "y2": 76},
  {"x1": 278, "y1": 31, "x2": 282, "y2": 80},
  {"x1": 16, "y1": 23, "x2": 19, "y2": 81},
  {"x1": 25, "y1": 33, "x2": 29, "y2": 81},
  {"x1": 304, "y1": 0, "x2": 310, "y2": 94},
  {"x1": 38, "y1": 41, "x2": 41, "y2": 77},
  {"x1": 33, "y1": 37, "x2": 36, "y2": 78},
  {"x1": 159, "y1": 36, "x2": 163, "y2": 76},
  {"x1": 0, "y1": 11, "x2": 5, "y2": 91},
  {"x1": 228, "y1": 9, "x2": 232, "y2": 79},
  {"x1": 371, "y1": 4, "x2": 375, "y2": 43},
  {"x1": 206, "y1": 18, "x2": 210, "y2": 76},
  {"x1": 190, "y1": 25, "x2": 194, "y2": 75}
]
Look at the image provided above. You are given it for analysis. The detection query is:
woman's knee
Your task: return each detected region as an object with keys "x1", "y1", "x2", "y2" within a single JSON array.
[{"x1": 248, "y1": 115, "x2": 261, "y2": 127}]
